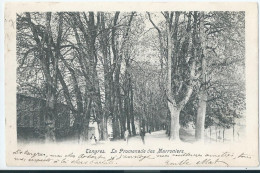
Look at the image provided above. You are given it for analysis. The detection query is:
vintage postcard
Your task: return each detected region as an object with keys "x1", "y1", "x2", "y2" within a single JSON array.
[{"x1": 4, "y1": 2, "x2": 258, "y2": 167}]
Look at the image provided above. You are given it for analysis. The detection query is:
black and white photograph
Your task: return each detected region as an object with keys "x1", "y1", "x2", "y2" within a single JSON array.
[
  {"x1": 4, "y1": 2, "x2": 258, "y2": 167},
  {"x1": 16, "y1": 10, "x2": 246, "y2": 145}
]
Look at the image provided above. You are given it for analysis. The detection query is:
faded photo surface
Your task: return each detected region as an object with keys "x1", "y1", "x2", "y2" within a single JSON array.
[{"x1": 5, "y1": 2, "x2": 258, "y2": 167}]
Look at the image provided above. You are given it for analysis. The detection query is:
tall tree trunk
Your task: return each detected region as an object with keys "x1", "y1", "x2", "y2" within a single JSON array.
[
  {"x1": 168, "y1": 103, "x2": 180, "y2": 140},
  {"x1": 165, "y1": 12, "x2": 180, "y2": 141},
  {"x1": 195, "y1": 12, "x2": 208, "y2": 141},
  {"x1": 130, "y1": 83, "x2": 136, "y2": 135},
  {"x1": 93, "y1": 68, "x2": 103, "y2": 139},
  {"x1": 44, "y1": 12, "x2": 58, "y2": 143},
  {"x1": 130, "y1": 90, "x2": 136, "y2": 135},
  {"x1": 118, "y1": 94, "x2": 125, "y2": 139},
  {"x1": 100, "y1": 12, "x2": 110, "y2": 140},
  {"x1": 79, "y1": 98, "x2": 92, "y2": 142},
  {"x1": 124, "y1": 88, "x2": 130, "y2": 136},
  {"x1": 89, "y1": 12, "x2": 103, "y2": 140},
  {"x1": 138, "y1": 116, "x2": 142, "y2": 134},
  {"x1": 195, "y1": 90, "x2": 207, "y2": 141},
  {"x1": 103, "y1": 115, "x2": 108, "y2": 140},
  {"x1": 113, "y1": 60, "x2": 123, "y2": 139},
  {"x1": 102, "y1": 61, "x2": 112, "y2": 141},
  {"x1": 103, "y1": 73, "x2": 111, "y2": 140},
  {"x1": 126, "y1": 102, "x2": 131, "y2": 135},
  {"x1": 112, "y1": 113, "x2": 120, "y2": 139},
  {"x1": 45, "y1": 88, "x2": 56, "y2": 142}
]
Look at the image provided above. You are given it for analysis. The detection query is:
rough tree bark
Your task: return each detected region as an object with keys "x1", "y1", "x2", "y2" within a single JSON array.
[
  {"x1": 130, "y1": 81, "x2": 136, "y2": 135},
  {"x1": 195, "y1": 12, "x2": 208, "y2": 141},
  {"x1": 165, "y1": 12, "x2": 196, "y2": 141}
]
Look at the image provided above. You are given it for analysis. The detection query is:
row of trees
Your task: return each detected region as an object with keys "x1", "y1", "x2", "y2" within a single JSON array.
[
  {"x1": 17, "y1": 12, "x2": 147, "y2": 142},
  {"x1": 17, "y1": 11, "x2": 245, "y2": 143},
  {"x1": 146, "y1": 11, "x2": 245, "y2": 141}
]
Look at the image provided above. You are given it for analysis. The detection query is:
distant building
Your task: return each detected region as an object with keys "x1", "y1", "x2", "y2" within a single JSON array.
[{"x1": 17, "y1": 93, "x2": 71, "y2": 141}]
